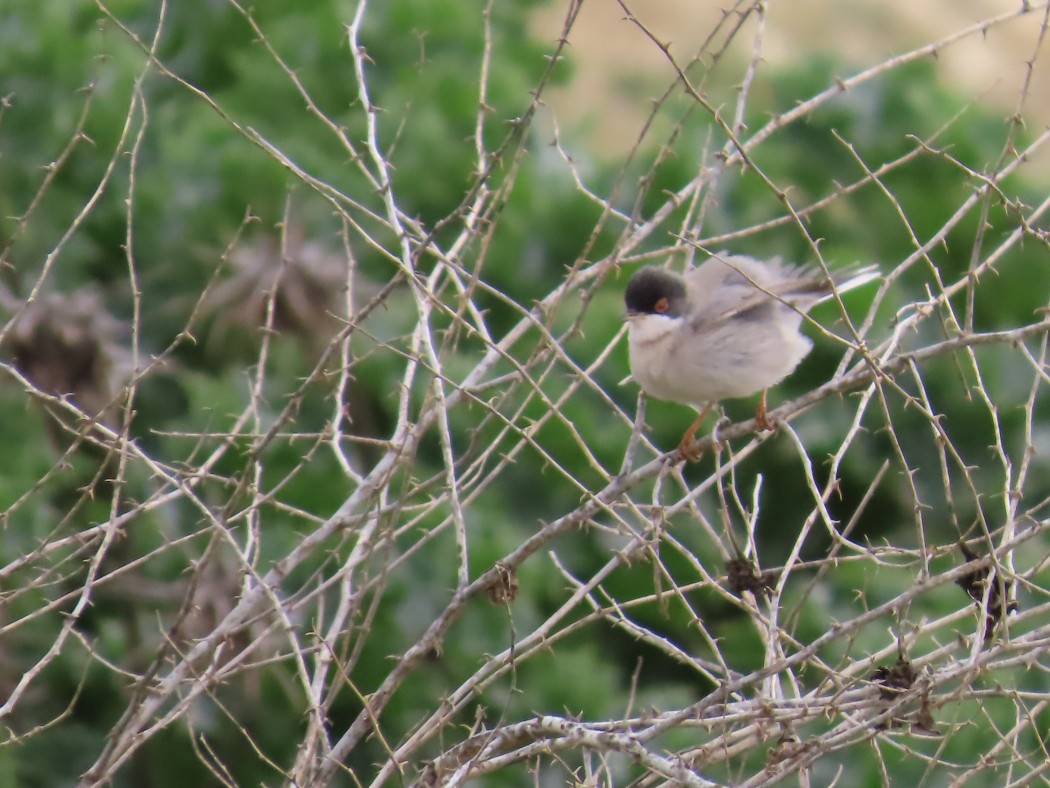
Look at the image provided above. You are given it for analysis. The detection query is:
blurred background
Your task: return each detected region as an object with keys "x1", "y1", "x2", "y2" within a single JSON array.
[
  {"x1": 1, "y1": 1, "x2": 1049, "y2": 785},
  {"x1": 533, "y1": 0, "x2": 1050, "y2": 153}
]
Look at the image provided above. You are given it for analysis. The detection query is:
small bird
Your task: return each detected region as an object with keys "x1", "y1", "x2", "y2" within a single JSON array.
[{"x1": 624, "y1": 253, "x2": 877, "y2": 460}]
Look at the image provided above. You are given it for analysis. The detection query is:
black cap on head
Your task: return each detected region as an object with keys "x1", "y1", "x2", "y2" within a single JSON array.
[{"x1": 624, "y1": 267, "x2": 687, "y2": 317}]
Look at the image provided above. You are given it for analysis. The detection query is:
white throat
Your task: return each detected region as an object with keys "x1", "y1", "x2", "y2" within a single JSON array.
[{"x1": 627, "y1": 313, "x2": 678, "y2": 347}]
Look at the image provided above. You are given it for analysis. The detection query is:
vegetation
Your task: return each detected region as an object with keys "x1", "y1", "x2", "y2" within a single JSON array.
[{"x1": 1, "y1": 1, "x2": 1049, "y2": 785}]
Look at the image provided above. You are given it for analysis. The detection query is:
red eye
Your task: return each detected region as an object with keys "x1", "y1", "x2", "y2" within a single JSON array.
[{"x1": 654, "y1": 297, "x2": 669, "y2": 313}]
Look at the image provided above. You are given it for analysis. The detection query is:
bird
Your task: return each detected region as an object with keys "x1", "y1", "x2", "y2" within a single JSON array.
[{"x1": 624, "y1": 253, "x2": 877, "y2": 460}]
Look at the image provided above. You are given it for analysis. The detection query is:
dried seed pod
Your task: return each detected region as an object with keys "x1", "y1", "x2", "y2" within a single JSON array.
[
  {"x1": 486, "y1": 561, "x2": 519, "y2": 604},
  {"x1": 870, "y1": 655, "x2": 916, "y2": 700},
  {"x1": 725, "y1": 557, "x2": 777, "y2": 599},
  {"x1": 955, "y1": 543, "x2": 1018, "y2": 638}
]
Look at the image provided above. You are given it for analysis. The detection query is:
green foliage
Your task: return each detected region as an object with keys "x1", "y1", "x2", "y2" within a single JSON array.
[{"x1": 1, "y1": 1, "x2": 1048, "y2": 785}]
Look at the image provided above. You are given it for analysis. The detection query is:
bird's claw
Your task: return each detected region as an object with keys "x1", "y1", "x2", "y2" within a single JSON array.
[
  {"x1": 754, "y1": 412, "x2": 777, "y2": 433},
  {"x1": 754, "y1": 390, "x2": 777, "y2": 433},
  {"x1": 677, "y1": 436, "x2": 703, "y2": 463},
  {"x1": 676, "y1": 405, "x2": 713, "y2": 463}
]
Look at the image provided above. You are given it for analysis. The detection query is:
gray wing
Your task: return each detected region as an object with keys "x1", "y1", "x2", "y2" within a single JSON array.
[
  {"x1": 683, "y1": 254, "x2": 809, "y2": 329},
  {"x1": 683, "y1": 253, "x2": 875, "y2": 328}
]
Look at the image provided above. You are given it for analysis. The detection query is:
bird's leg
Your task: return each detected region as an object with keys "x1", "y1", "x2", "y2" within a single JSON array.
[
  {"x1": 678, "y1": 405, "x2": 712, "y2": 462},
  {"x1": 754, "y1": 389, "x2": 776, "y2": 432}
]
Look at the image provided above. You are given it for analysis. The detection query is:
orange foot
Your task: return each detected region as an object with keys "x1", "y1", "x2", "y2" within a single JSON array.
[
  {"x1": 754, "y1": 390, "x2": 777, "y2": 433},
  {"x1": 677, "y1": 405, "x2": 712, "y2": 462}
]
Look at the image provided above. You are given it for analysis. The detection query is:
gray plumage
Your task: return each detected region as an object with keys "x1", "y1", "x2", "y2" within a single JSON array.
[{"x1": 625, "y1": 254, "x2": 877, "y2": 409}]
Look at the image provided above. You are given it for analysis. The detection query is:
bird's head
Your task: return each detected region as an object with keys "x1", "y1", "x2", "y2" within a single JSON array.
[{"x1": 624, "y1": 267, "x2": 688, "y2": 320}]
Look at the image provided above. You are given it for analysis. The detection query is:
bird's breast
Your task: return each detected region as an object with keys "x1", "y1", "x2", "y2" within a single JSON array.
[{"x1": 627, "y1": 316, "x2": 705, "y2": 405}]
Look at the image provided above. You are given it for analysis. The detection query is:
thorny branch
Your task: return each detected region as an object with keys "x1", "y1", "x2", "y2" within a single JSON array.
[{"x1": 2, "y1": 0, "x2": 1050, "y2": 786}]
